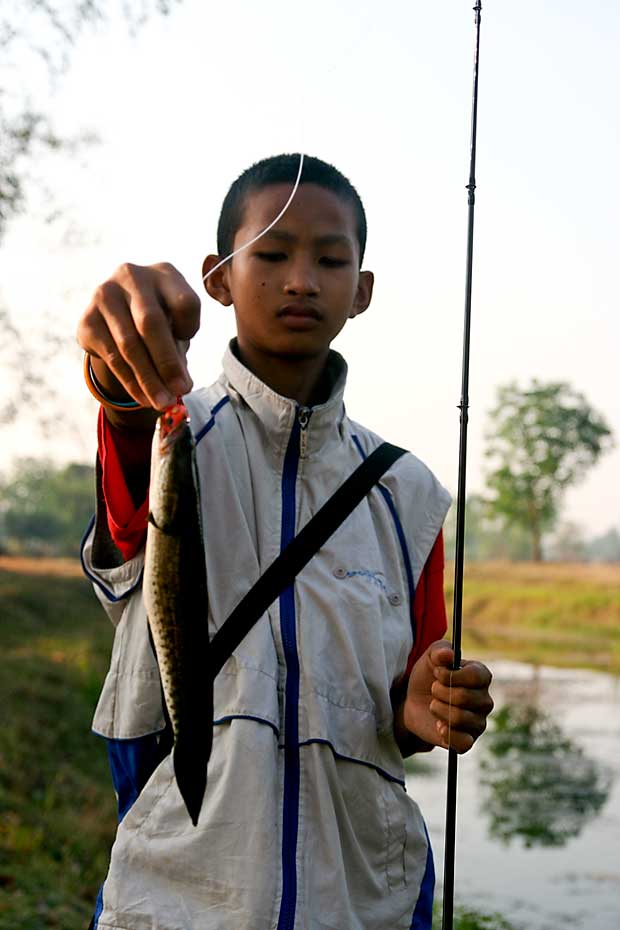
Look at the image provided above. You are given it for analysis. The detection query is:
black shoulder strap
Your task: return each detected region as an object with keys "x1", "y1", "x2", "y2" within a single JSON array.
[{"x1": 209, "y1": 441, "x2": 407, "y2": 679}]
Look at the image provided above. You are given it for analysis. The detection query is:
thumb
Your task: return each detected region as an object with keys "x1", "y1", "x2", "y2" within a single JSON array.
[
  {"x1": 428, "y1": 640, "x2": 456, "y2": 672},
  {"x1": 175, "y1": 339, "x2": 193, "y2": 392}
]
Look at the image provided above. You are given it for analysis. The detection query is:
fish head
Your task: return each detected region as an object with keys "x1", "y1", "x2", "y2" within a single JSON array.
[
  {"x1": 149, "y1": 402, "x2": 197, "y2": 534},
  {"x1": 159, "y1": 402, "x2": 190, "y2": 453}
]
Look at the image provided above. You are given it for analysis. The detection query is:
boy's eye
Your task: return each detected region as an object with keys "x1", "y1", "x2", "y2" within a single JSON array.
[
  {"x1": 320, "y1": 257, "x2": 349, "y2": 268},
  {"x1": 255, "y1": 251, "x2": 287, "y2": 262}
]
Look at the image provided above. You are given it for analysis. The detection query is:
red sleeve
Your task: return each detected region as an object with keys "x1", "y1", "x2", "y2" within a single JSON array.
[
  {"x1": 97, "y1": 408, "x2": 151, "y2": 562},
  {"x1": 404, "y1": 529, "x2": 448, "y2": 676}
]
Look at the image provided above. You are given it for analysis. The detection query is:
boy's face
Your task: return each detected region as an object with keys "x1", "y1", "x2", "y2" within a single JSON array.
[{"x1": 203, "y1": 183, "x2": 373, "y2": 366}]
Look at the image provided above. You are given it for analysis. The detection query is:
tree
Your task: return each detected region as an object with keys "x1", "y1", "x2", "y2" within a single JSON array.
[
  {"x1": 443, "y1": 493, "x2": 532, "y2": 562},
  {"x1": 587, "y1": 527, "x2": 620, "y2": 562},
  {"x1": 0, "y1": 459, "x2": 95, "y2": 556},
  {"x1": 0, "y1": 0, "x2": 179, "y2": 241},
  {"x1": 0, "y1": 0, "x2": 183, "y2": 448},
  {"x1": 546, "y1": 520, "x2": 588, "y2": 563},
  {"x1": 484, "y1": 381, "x2": 613, "y2": 561},
  {"x1": 480, "y1": 704, "x2": 611, "y2": 848}
]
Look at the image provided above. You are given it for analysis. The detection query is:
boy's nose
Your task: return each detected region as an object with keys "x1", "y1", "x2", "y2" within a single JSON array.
[{"x1": 283, "y1": 259, "x2": 319, "y2": 296}]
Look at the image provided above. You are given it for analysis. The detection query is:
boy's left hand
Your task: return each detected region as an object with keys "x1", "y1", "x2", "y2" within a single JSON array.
[{"x1": 402, "y1": 640, "x2": 494, "y2": 753}]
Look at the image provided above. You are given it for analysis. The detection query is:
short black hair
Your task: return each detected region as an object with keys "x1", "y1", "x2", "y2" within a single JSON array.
[{"x1": 217, "y1": 153, "x2": 367, "y2": 266}]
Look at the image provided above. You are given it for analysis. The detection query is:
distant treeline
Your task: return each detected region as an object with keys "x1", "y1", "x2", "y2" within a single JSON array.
[
  {"x1": 1, "y1": 459, "x2": 618, "y2": 562},
  {"x1": 443, "y1": 493, "x2": 620, "y2": 563},
  {"x1": 0, "y1": 459, "x2": 95, "y2": 557}
]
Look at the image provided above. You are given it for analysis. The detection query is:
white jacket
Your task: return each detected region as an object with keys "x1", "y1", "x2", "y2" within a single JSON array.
[{"x1": 81, "y1": 343, "x2": 451, "y2": 930}]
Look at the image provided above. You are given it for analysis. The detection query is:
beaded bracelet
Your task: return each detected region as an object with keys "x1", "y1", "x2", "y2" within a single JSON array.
[{"x1": 83, "y1": 353, "x2": 144, "y2": 412}]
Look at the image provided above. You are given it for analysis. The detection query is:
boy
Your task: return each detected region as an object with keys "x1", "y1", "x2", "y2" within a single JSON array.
[{"x1": 77, "y1": 154, "x2": 493, "y2": 930}]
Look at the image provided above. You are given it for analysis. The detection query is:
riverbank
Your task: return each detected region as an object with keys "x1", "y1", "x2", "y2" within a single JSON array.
[
  {"x1": 414, "y1": 659, "x2": 620, "y2": 930},
  {"x1": 446, "y1": 560, "x2": 620, "y2": 673},
  {"x1": 1, "y1": 556, "x2": 618, "y2": 928},
  {"x1": 3, "y1": 555, "x2": 619, "y2": 673},
  {"x1": 0, "y1": 556, "x2": 116, "y2": 928}
]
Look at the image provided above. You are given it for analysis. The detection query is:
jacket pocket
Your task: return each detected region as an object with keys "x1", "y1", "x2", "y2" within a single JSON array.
[
  {"x1": 119, "y1": 751, "x2": 176, "y2": 834},
  {"x1": 383, "y1": 778, "x2": 431, "y2": 898},
  {"x1": 382, "y1": 777, "x2": 409, "y2": 891}
]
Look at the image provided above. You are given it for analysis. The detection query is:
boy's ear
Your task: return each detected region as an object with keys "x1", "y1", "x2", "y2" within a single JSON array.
[
  {"x1": 202, "y1": 254, "x2": 233, "y2": 307},
  {"x1": 349, "y1": 270, "x2": 374, "y2": 319}
]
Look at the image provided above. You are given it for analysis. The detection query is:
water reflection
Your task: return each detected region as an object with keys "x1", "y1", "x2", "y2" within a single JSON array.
[{"x1": 479, "y1": 703, "x2": 613, "y2": 848}]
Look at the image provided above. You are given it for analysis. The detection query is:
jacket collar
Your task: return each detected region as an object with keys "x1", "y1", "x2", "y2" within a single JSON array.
[{"x1": 221, "y1": 339, "x2": 348, "y2": 455}]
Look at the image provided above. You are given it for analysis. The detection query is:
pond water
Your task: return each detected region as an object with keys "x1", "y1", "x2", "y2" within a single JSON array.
[{"x1": 406, "y1": 660, "x2": 620, "y2": 930}]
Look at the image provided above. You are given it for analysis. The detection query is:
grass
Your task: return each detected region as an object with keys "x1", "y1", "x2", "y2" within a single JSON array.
[
  {"x1": 1, "y1": 555, "x2": 618, "y2": 928},
  {"x1": 440, "y1": 907, "x2": 521, "y2": 930},
  {"x1": 0, "y1": 557, "x2": 117, "y2": 929},
  {"x1": 445, "y1": 560, "x2": 620, "y2": 672}
]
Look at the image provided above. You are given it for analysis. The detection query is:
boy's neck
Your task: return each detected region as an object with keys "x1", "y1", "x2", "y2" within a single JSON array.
[{"x1": 234, "y1": 341, "x2": 332, "y2": 407}]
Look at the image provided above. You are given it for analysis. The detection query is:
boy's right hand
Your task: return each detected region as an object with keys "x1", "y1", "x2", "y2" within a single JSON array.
[{"x1": 77, "y1": 262, "x2": 201, "y2": 411}]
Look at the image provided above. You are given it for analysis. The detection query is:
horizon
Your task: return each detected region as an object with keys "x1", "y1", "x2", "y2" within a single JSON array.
[{"x1": 1, "y1": 0, "x2": 618, "y2": 539}]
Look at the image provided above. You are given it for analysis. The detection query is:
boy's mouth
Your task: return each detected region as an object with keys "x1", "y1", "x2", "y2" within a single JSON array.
[
  {"x1": 277, "y1": 303, "x2": 322, "y2": 321},
  {"x1": 277, "y1": 304, "x2": 323, "y2": 331}
]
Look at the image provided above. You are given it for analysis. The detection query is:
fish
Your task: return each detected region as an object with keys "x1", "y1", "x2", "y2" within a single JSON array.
[{"x1": 143, "y1": 400, "x2": 211, "y2": 826}]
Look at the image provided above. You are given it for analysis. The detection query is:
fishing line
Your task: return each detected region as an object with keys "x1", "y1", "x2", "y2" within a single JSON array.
[
  {"x1": 201, "y1": 7, "x2": 373, "y2": 285},
  {"x1": 444, "y1": 660, "x2": 465, "y2": 749},
  {"x1": 446, "y1": 668, "x2": 454, "y2": 751},
  {"x1": 202, "y1": 152, "x2": 305, "y2": 283},
  {"x1": 442, "y1": 4, "x2": 483, "y2": 927}
]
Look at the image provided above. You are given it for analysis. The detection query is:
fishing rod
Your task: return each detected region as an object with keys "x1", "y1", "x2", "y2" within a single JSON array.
[{"x1": 441, "y1": 3, "x2": 483, "y2": 928}]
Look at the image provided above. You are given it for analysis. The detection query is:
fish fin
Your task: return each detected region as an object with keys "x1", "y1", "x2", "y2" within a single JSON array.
[
  {"x1": 145, "y1": 620, "x2": 175, "y2": 757},
  {"x1": 173, "y1": 734, "x2": 210, "y2": 827},
  {"x1": 148, "y1": 509, "x2": 187, "y2": 536}
]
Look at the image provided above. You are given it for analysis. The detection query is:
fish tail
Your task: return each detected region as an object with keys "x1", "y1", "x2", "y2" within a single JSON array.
[{"x1": 173, "y1": 734, "x2": 209, "y2": 827}]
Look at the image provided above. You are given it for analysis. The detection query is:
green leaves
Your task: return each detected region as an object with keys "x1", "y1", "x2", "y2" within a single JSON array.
[
  {"x1": 0, "y1": 562, "x2": 117, "y2": 929},
  {"x1": 480, "y1": 704, "x2": 612, "y2": 848},
  {"x1": 0, "y1": 460, "x2": 95, "y2": 556},
  {"x1": 484, "y1": 381, "x2": 613, "y2": 560},
  {"x1": 0, "y1": 0, "x2": 181, "y2": 240}
]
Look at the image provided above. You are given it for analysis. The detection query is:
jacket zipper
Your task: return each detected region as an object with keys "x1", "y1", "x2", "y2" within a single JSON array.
[
  {"x1": 276, "y1": 406, "x2": 310, "y2": 930},
  {"x1": 298, "y1": 406, "x2": 310, "y2": 460}
]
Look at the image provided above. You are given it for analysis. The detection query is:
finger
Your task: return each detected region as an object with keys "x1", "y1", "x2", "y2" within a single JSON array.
[
  {"x1": 174, "y1": 338, "x2": 194, "y2": 392},
  {"x1": 91, "y1": 322, "x2": 152, "y2": 408},
  {"x1": 429, "y1": 699, "x2": 489, "y2": 737},
  {"x1": 152, "y1": 263, "x2": 201, "y2": 341},
  {"x1": 435, "y1": 721, "x2": 475, "y2": 754},
  {"x1": 77, "y1": 298, "x2": 115, "y2": 359},
  {"x1": 78, "y1": 304, "x2": 151, "y2": 407},
  {"x1": 427, "y1": 640, "x2": 455, "y2": 670},
  {"x1": 431, "y1": 681, "x2": 494, "y2": 715},
  {"x1": 115, "y1": 267, "x2": 192, "y2": 396},
  {"x1": 434, "y1": 659, "x2": 492, "y2": 690},
  {"x1": 97, "y1": 283, "x2": 176, "y2": 409}
]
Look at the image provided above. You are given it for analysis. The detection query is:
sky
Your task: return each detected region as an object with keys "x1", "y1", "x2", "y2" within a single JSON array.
[{"x1": 1, "y1": 0, "x2": 619, "y2": 538}]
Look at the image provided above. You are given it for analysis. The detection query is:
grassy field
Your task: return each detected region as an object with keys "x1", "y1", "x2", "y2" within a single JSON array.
[
  {"x1": 1, "y1": 556, "x2": 618, "y2": 929},
  {"x1": 446, "y1": 560, "x2": 620, "y2": 672},
  {"x1": 0, "y1": 557, "x2": 116, "y2": 929}
]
